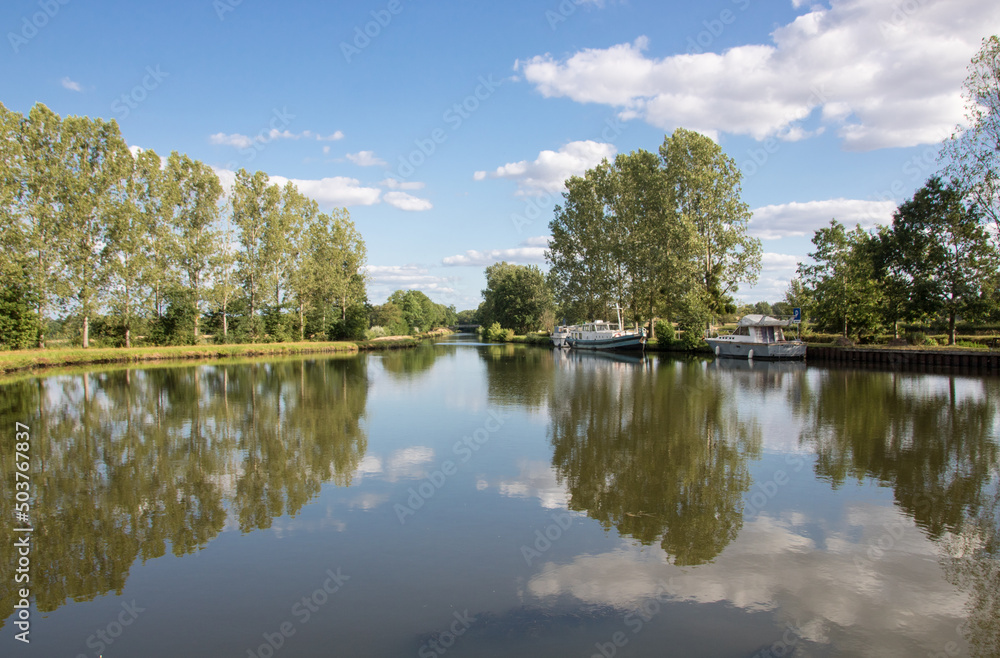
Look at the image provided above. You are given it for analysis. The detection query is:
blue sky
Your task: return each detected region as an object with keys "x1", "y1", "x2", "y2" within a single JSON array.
[{"x1": 3, "y1": 0, "x2": 998, "y2": 310}]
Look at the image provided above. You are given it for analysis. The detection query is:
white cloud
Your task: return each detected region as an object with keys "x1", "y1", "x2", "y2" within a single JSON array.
[
  {"x1": 475, "y1": 140, "x2": 617, "y2": 196},
  {"x1": 517, "y1": 1, "x2": 1000, "y2": 150},
  {"x1": 211, "y1": 167, "x2": 380, "y2": 207},
  {"x1": 346, "y1": 150, "x2": 387, "y2": 167},
  {"x1": 268, "y1": 175, "x2": 381, "y2": 207},
  {"x1": 209, "y1": 129, "x2": 344, "y2": 149},
  {"x1": 384, "y1": 191, "x2": 432, "y2": 212},
  {"x1": 380, "y1": 178, "x2": 426, "y2": 191},
  {"x1": 442, "y1": 238, "x2": 548, "y2": 267},
  {"x1": 365, "y1": 265, "x2": 458, "y2": 301},
  {"x1": 60, "y1": 76, "x2": 82, "y2": 92},
  {"x1": 750, "y1": 198, "x2": 895, "y2": 239}
]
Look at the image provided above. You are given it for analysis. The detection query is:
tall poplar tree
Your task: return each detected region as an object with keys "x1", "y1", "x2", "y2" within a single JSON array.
[
  {"x1": 105, "y1": 148, "x2": 160, "y2": 347},
  {"x1": 231, "y1": 169, "x2": 280, "y2": 341},
  {"x1": 60, "y1": 116, "x2": 131, "y2": 348},
  {"x1": 660, "y1": 128, "x2": 761, "y2": 317},
  {"x1": 166, "y1": 152, "x2": 223, "y2": 340}
]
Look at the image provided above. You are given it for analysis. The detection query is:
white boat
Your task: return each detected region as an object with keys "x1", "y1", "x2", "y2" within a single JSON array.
[
  {"x1": 565, "y1": 308, "x2": 646, "y2": 351},
  {"x1": 705, "y1": 314, "x2": 806, "y2": 360},
  {"x1": 550, "y1": 325, "x2": 572, "y2": 348}
]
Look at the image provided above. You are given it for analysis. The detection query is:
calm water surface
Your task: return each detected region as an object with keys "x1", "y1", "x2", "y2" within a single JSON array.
[{"x1": 1, "y1": 335, "x2": 998, "y2": 657}]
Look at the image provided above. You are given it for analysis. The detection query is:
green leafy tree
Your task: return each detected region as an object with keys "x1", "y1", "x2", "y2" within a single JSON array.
[
  {"x1": 891, "y1": 177, "x2": 999, "y2": 344},
  {"x1": 104, "y1": 149, "x2": 160, "y2": 347},
  {"x1": 660, "y1": 128, "x2": 761, "y2": 317},
  {"x1": 20, "y1": 104, "x2": 66, "y2": 348},
  {"x1": 944, "y1": 35, "x2": 1000, "y2": 235},
  {"x1": 165, "y1": 153, "x2": 223, "y2": 341},
  {"x1": 798, "y1": 220, "x2": 885, "y2": 341},
  {"x1": 480, "y1": 262, "x2": 554, "y2": 334},
  {"x1": 59, "y1": 116, "x2": 131, "y2": 348},
  {"x1": 231, "y1": 169, "x2": 280, "y2": 341}
]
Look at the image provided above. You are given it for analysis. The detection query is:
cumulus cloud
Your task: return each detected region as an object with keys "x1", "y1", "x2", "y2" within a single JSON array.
[
  {"x1": 267, "y1": 174, "x2": 381, "y2": 207},
  {"x1": 60, "y1": 76, "x2": 82, "y2": 92},
  {"x1": 750, "y1": 198, "x2": 895, "y2": 239},
  {"x1": 475, "y1": 140, "x2": 616, "y2": 196},
  {"x1": 442, "y1": 235, "x2": 549, "y2": 267},
  {"x1": 517, "y1": 0, "x2": 1000, "y2": 150},
  {"x1": 209, "y1": 129, "x2": 344, "y2": 149},
  {"x1": 380, "y1": 178, "x2": 426, "y2": 191},
  {"x1": 383, "y1": 191, "x2": 432, "y2": 212},
  {"x1": 346, "y1": 150, "x2": 387, "y2": 167},
  {"x1": 365, "y1": 265, "x2": 458, "y2": 301}
]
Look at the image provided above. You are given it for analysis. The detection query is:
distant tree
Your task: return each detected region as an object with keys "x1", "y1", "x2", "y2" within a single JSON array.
[
  {"x1": 456, "y1": 309, "x2": 478, "y2": 325},
  {"x1": 891, "y1": 177, "x2": 999, "y2": 344},
  {"x1": 371, "y1": 302, "x2": 408, "y2": 336},
  {"x1": 751, "y1": 301, "x2": 773, "y2": 316},
  {"x1": 798, "y1": 220, "x2": 885, "y2": 341},
  {"x1": 480, "y1": 262, "x2": 554, "y2": 334}
]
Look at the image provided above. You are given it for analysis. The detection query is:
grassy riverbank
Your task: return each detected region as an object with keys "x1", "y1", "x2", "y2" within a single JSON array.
[{"x1": 0, "y1": 330, "x2": 453, "y2": 376}]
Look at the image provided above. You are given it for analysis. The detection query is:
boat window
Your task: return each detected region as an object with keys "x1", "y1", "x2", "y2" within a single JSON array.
[{"x1": 734, "y1": 326, "x2": 749, "y2": 336}]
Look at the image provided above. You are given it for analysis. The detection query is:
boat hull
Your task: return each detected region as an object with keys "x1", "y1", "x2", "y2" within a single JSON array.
[
  {"x1": 567, "y1": 334, "x2": 645, "y2": 351},
  {"x1": 706, "y1": 339, "x2": 806, "y2": 360}
]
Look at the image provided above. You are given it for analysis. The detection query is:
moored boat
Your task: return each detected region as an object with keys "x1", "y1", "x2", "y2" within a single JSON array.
[
  {"x1": 705, "y1": 314, "x2": 806, "y2": 360},
  {"x1": 565, "y1": 308, "x2": 645, "y2": 351},
  {"x1": 550, "y1": 325, "x2": 572, "y2": 348}
]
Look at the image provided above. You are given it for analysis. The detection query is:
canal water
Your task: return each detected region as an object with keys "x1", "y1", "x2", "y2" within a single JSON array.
[{"x1": 1, "y1": 335, "x2": 998, "y2": 657}]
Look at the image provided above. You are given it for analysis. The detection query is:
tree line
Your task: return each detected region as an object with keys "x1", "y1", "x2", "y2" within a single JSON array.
[
  {"x1": 0, "y1": 102, "x2": 368, "y2": 349},
  {"x1": 790, "y1": 36, "x2": 1000, "y2": 345}
]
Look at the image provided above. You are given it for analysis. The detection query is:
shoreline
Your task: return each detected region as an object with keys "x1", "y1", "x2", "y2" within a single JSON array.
[{"x1": 0, "y1": 336, "x2": 433, "y2": 377}]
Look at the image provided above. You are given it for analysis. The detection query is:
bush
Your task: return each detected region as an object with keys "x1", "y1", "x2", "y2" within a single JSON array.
[
  {"x1": 365, "y1": 326, "x2": 388, "y2": 340},
  {"x1": 654, "y1": 319, "x2": 675, "y2": 344},
  {"x1": 483, "y1": 322, "x2": 514, "y2": 342},
  {"x1": 904, "y1": 331, "x2": 935, "y2": 347}
]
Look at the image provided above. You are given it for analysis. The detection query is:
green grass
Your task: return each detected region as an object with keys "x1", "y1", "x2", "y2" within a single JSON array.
[{"x1": 0, "y1": 341, "x2": 361, "y2": 375}]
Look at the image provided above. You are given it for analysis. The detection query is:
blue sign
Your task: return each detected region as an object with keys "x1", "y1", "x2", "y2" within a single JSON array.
[{"x1": 792, "y1": 307, "x2": 802, "y2": 323}]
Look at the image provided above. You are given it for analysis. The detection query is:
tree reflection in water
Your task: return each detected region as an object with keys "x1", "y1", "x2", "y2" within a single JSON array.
[
  {"x1": 548, "y1": 353, "x2": 762, "y2": 566},
  {"x1": 0, "y1": 356, "x2": 368, "y2": 625},
  {"x1": 802, "y1": 370, "x2": 1000, "y2": 656}
]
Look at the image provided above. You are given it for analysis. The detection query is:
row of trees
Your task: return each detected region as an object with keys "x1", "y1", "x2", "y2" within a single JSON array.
[
  {"x1": 792, "y1": 177, "x2": 999, "y2": 344},
  {"x1": 0, "y1": 102, "x2": 368, "y2": 349},
  {"x1": 369, "y1": 289, "x2": 457, "y2": 337},
  {"x1": 546, "y1": 128, "x2": 762, "y2": 336},
  {"x1": 792, "y1": 37, "x2": 1000, "y2": 344}
]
